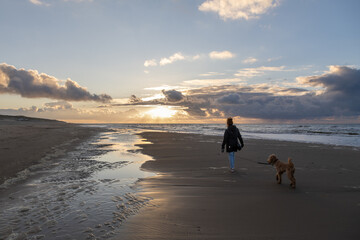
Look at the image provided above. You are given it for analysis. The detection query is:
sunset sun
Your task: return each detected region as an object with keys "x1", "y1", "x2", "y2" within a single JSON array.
[{"x1": 146, "y1": 106, "x2": 177, "y2": 119}]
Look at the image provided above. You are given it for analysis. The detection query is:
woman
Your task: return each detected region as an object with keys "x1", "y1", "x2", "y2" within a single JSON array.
[{"x1": 221, "y1": 117, "x2": 244, "y2": 173}]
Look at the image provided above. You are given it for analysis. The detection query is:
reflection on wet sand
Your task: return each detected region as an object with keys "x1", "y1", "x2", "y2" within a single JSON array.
[{"x1": 0, "y1": 128, "x2": 155, "y2": 240}]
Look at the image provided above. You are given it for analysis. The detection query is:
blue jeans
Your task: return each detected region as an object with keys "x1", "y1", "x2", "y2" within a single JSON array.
[{"x1": 228, "y1": 152, "x2": 235, "y2": 169}]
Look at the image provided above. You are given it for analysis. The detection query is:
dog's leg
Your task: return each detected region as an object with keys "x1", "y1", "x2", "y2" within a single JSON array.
[
  {"x1": 291, "y1": 170, "x2": 296, "y2": 189},
  {"x1": 277, "y1": 171, "x2": 283, "y2": 184},
  {"x1": 287, "y1": 169, "x2": 296, "y2": 189}
]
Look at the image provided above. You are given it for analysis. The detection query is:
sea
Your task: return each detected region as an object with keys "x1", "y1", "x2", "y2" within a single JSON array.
[{"x1": 91, "y1": 124, "x2": 360, "y2": 148}]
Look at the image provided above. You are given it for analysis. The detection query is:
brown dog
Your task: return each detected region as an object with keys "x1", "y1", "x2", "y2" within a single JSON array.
[{"x1": 267, "y1": 154, "x2": 296, "y2": 189}]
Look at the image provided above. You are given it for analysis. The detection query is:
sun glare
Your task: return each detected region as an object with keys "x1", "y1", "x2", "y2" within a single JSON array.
[{"x1": 146, "y1": 106, "x2": 177, "y2": 119}]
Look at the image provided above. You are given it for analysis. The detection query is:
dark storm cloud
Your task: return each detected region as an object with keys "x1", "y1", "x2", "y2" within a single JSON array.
[
  {"x1": 298, "y1": 66, "x2": 360, "y2": 112},
  {"x1": 183, "y1": 105, "x2": 207, "y2": 117},
  {"x1": 215, "y1": 66, "x2": 360, "y2": 119},
  {"x1": 162, "y1": 89, "x2": 185, "y2": 102},
  {"x1": 217, "y1": 93, "x2": 242, "y2": 104},
  {"x1": 218, "y1": 92, "x2": 328, "y2": 119},
  {"x1": 187, "y1": 89, "x2": 319, "y2": 120},
  {"x1": 117, "y1": 65, "x2": 360, "y2": 121},
  {"x1": 0, "y1": 63, "x2": 112, "y2": 102},
  {"x1": 279, "y1": 88, "x2": 309, "y2": 94}
]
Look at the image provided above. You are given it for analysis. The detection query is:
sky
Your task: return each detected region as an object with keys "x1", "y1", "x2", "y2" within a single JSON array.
[{"x1": 0, "y1": 0, "x2": 359, "y2": 123}]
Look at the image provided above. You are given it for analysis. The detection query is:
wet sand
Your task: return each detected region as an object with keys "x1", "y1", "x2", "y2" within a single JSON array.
[
  {"x1": 117, "y1": 132, "x2": 360, "y2": 240},
  {"x1": 0, "y1": 123, "x2": 154, "y2": 239},
  {"x1": 0, "y1": 115, "x2": 100, "y2": 185}
]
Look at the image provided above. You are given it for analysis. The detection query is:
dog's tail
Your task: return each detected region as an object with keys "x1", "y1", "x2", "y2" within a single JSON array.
[{"x1": 288, "y1": 158, "x2": 294, "y2": 168}]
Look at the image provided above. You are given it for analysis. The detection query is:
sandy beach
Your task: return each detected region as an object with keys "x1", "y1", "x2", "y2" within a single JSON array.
[
  {"x1": 116, "y1": 132, "x2": 360, "y2": 240},
  {"x1": 0, "y1": 115, "x2": 100, "y2": 185},
  {"x1": 1, "y1": 120, "x2": 359, "y2": 240}
]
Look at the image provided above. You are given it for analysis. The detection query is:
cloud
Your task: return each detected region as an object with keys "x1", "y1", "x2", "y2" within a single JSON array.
[
  {"x1": 242, "y1": 57, "x2": 258, "y2": 64},
  {"x1": 29, "y1": 0, "x2": 93, "y2": 7},
  {"x1": 209, "y1": 51, "x2": 235, "y2": 60},
  {"x1": 235, "y1": 66, "x2": 285, "y2": 78},
  {"x1": 217, "y1": 93, "x2": 242, "y2": 104},
  {"x1": 144, "y1": 59, "x2": 157, "y2": 67},
  {"x1": 267, "y1": 56, "x2": 282, "y2": 62},
  {"x1": 297, "y1": 65, "x2": 359, "y2": 89},
  {"x1": 0, "y1": 63, "x2": 112, "y2": 103},
  {"x1": 0, "y1": 101, "x2": 73, "y2": 115},
  {"x1": 29, "y1": 0, "x2": 48, "y2": 6},
  {"x1": 43, "y1": 101, "x2": 73, "y2": 111},
  {"x1": 192, "y1": 55, "x2": 201, "y2": 61},
  {"x1": 145, "y1": 85, "x2": 184, "y2": 91},
  {"x1": 184, "y1": 106, "x2": 207, "y2": 117},
  {"x1": 123, "y1": 66, "x2": 360, "y2": 121},
  {"x1": 159, "y1": 52, "x2": 185, "y2": 66},
  {"x1": 145, "y1": 52, "x2": 200, "y2": 68},
  {"x1": 145, "y1": 51, "x2": 234, "y2": 69},
  {"x1": 162, "y1": 89, "x2": 185, "y2": 102},
  {"x1": 199, "y1": 72, "x2": 225, "y2": 77},
  {"x1": 199, "y1": 0, "x2": 280, "y2": 20},
  {"x1": 63, "y1": 0, "x2": 93, "y2": 2},
  {"x1": 129, "y1": 95, "x2": 142, "y2": 103},
  {"x1": 296, "y1": 65, "x2": 360, "y2": 111},
  {"x1": 183, "y1": 78, "x2": 243, "y2": 87}
]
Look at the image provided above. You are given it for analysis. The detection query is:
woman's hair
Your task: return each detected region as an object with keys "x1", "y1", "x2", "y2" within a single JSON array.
[{"x1": 227, "y1": 117, "x2": 233, "y2": 126}]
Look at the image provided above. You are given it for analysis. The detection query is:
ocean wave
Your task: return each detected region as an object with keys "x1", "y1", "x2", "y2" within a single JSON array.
[{"x1": 103, "y1": 124, "x2": 360, "y2": 147}]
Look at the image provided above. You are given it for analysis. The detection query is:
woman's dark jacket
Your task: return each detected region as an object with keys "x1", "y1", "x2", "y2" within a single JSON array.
[{"x1": 221, "y1": 125, "x2": 244, "y2": 152}]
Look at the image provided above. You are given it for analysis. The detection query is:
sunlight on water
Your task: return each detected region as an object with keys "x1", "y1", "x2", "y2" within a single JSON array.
[{"x1": 106, "y1": 124, "x2": 360, "y2": 148}]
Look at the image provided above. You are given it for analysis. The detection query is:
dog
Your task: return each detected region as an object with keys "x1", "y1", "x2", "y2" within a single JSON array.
[{"x1": 267, "y1": 154, "x2": 296, "y2": 189}]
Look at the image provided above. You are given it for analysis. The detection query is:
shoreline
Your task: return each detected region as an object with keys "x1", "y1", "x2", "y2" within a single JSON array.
[
  {"x1": 0, "y1": 124, "x2": 151, "y2": 239},
  {"x1": 116, "y1": 131, "x2": 360, "y2": 240},
  {"x1": 94, "y1": 123, "x2": 360, "y2": 148},
  {"x1": 0, "y1": 116, "x2": 102, "y2": 186}
]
